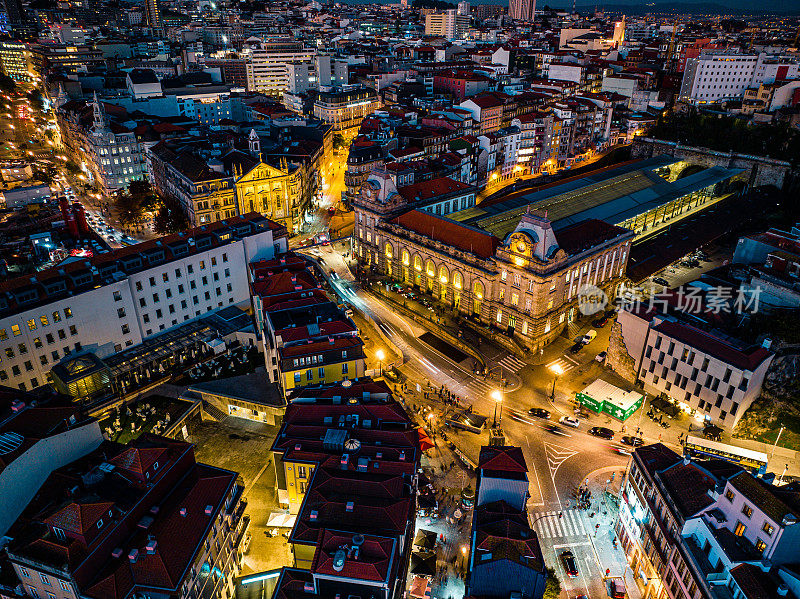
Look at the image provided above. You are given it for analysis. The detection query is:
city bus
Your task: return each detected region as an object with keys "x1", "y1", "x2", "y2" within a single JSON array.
[{"x1": 684, "y1": 435, "x2": 768, "y2": 474}]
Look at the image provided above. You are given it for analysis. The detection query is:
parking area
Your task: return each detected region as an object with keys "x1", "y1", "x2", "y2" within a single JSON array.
[{"x1": 185, "y1": 416, "x2": 293, "y2": 575}]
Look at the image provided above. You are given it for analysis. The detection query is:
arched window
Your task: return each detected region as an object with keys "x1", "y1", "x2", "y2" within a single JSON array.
[
  {"x1": 385, "y1": 243, "x2": 393, "y2": 259},
  {"x1": 473, "y1": 280, "x2": 484, "y2": 315},
  {"x1": 402, "y1": 250, "x2": 410, "y2": 266},
  {"x1": 438, "y1": 265, "x2": 449, "y2": 284},
  {"x1": 413, "y1": 255, "x2": 422, "y2": 272},
  {"x1": 426, "y1": 260, "x2": 435, "y2": 278},
  {"x1": 453, "y1": 271, "x2": 463, "y2": 290}
]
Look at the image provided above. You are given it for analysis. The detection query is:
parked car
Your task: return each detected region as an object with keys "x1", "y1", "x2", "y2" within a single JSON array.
[
  {"x1": 593, "y1": 316, "x2": 609, "y2": 328},
  {"x1": 653, "y1": 276, "x2": 670, "y2": 287},
  {"x1": 595, "y1": 351, "x2": 607, "y2": 363},
  {"x1": 528, "y1": 408, "x2": 551, "y2": 419},
  {"x1": 569, "y1": 342, "x2": 584, "y2": 354},
  {"x1": 581, "y1": 330, "x2": 597, "y2": 345},
  {"x1": 559, "y1": 416, "x2": 580, "y2": 428},
  {"x1": 621, "y1": 435, "x2": 643, "y2": 447},
  {"x1": 560, "y1": 551, "x2": 579, "y2": 578},
  {"x1": 589, "y1": 426, "x2": 614, "y2": 440}
]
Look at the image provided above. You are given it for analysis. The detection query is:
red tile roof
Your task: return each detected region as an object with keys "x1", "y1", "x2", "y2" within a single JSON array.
[
  {"x1": 390, "y1": 210, "x2": 500, "y2": 260},
  {"x1": 478, "y1": 446, "x2": 528, "y2": 473},
  {"x1": 397, "y1": 176, "x2": 472, "y2": 203},
  {"x1": 44, "y1": 502, "x2": 113, "y2": 536},
  {"x1": 312, "y1": 530, "x2": 394, "y2": 582}
]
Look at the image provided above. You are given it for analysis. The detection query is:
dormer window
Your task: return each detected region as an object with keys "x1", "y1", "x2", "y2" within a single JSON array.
[{"x1": 97, "y1": 519, "x2": 103, "y2": 529}]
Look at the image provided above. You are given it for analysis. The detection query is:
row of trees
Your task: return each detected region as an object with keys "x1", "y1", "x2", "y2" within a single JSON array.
[{"x1": 649, "y1": 109, "x2": 800, "y2": 167}]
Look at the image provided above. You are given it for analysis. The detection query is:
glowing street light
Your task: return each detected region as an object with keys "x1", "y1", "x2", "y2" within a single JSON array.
[
  {"x1": 376, "y1": 349, "x2": 385, "y2": 377},
  {"x1": 491, "y1": 389, "x2": 503, "y2": 427},
  {"x1": 549, "y1": 363, "x2": 563, "y2": 400}
]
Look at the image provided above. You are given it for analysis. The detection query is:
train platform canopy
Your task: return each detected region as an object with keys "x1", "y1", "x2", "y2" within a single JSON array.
[{"x1": 451, "y1": 156, "x2": 744, "y2": 240}]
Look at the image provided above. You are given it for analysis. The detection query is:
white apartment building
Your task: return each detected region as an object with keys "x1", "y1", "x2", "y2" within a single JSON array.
[
  {"x1": 612, "y1": 308, "x2": 774, "y2": 429},
  {"x1": 424, "y1": 10, "x2": 470, "y2": 40},
  {"x1": 86, "y1": 95, "x2": 148, "y2": 193},
  {"x1": 679, "y1": 51, "x2": 800, "y2": 104},
  {"x1": 245, "y1": 43, "x2": 316, "y2": 96},
  {"x1": 0, "y1": 214, "x2": 287, "y2": 392}
]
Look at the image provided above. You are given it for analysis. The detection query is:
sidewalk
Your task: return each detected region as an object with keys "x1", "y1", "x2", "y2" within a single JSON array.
[{"x1": 581, "y1": 467, "x2": 642, "y2": 599}]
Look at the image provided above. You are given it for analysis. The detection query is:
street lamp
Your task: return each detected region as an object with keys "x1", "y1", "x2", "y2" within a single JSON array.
[
  {"x1": 491, "y1": 389, "x2": 503, "y2": 427},
  {"x1": 376, "y1": 349, "x2": 385, "y2": 377},
  {"x1": 549, "y1": 363, "x2": 563, "y2": 400}
]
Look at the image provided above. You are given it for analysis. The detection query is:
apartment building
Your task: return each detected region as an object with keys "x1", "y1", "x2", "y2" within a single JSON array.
[
  {"x1": 424, "y1": 10, "x2": 470, "y2": 40},
  {"x1": 313, "y1": 86, "x2": 381, "y2": 136},
  {"x1": 249, "y1": 254, "x2": 364, "y2": 394},
  {"x1": 0, "y1": 387, "x2": 103, "y2": 537},
  {"x1": 609, "y1": 301, "x2": 774, "y2": 429},
  {"x1": 0, "y1": 214, "x2": 286, "y2": 392},
  {"x1": 0, "y1": 40, "x2": 31, "y2": 81},
  {"x1": 56, "y1": 95, "x2": 147, "y2": 194},
  {"x1": 467, "y1": 445, "x2": 548, "y2": 599},
  {"x1": 617, "y1": 443, "x2": 800, "y2": 599},
  {"x1": 679, "y1": 51, "x2": 800, "y2": 104},
  {"x1": 6, "y1": 434, "x2": 248, "y2": 599},
  {"x1": 270, "y1": 378, "x2": 420, "y2": 599},
  {"x1": 245, "y1": 41, "x2": 316, "y2": 97}
]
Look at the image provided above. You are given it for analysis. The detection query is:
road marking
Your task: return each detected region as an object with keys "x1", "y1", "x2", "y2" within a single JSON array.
[
  {"x1": 497, "y1": 355, "x2": 527, "y2": 373},
  {"x1": 533, "y1": 509, "x2": 588, "y2": 539},
  {"x1": 245, "y1": 459, "x2": 271, "y2": 495},
  {"x1": 551, "y1": 541, "x2": 592, "y2": 550},
  {"x1": 525, "y1": 434, "x2": 545, "y2": 507},
  {"x1": 546, "y1": 355, "x2": 580, "y2": 373}
]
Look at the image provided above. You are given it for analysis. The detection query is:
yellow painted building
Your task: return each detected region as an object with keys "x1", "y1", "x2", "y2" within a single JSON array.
[{"x1": 279, "y1": 336, "x2": 366, "y2": 393}]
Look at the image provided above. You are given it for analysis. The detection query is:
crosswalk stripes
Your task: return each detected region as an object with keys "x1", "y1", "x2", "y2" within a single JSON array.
[
  {"x1": 532, "y1": 510, "x2": 587, "y2": 539},
  {"x1": 497, "y1": 355, "x2": 528, "y2": 373},
  {"x1": 546, "y1": 355, "x2": 580, "y2": 374}
]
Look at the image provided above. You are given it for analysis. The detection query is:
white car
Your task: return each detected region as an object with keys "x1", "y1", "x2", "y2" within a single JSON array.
[{"x1": 559, "y1": 416, "x2": 580, "y2": 428}]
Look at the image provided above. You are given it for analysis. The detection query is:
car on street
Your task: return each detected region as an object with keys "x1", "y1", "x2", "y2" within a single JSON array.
[
  {"x1": 580, "y1": 330, "x2": 597, "y2": 345},
  {"x1": 653, "y1": 276, "x2": 670, "y2": 287},
  {"x1": 545, "y1": 424, "x2": 570, "y2": 436},
  {"x1": 528, "y1": 408, "x2": 551, "y2": 419},
  {"x1": 569, "y1": 341, "x2": 584, "y2": 354},
  {"x1": 559, "y1": 416, "x2": 580, "y2": 428},
  {"x1": 595, "y1": 351, "x2": 607, "y2": 363},
  {"x1": 593, "y1": 316, "x2": 609, "y2": 327},
  {"x1": 621, "y1": 435, "x2": 643, "y2": 447},
  {"x1": 588, "y1": 426, "x2": 614, "y2": 439},
  {"x1": 560, "y1": 551, "x2": 578, "y2": 578}
]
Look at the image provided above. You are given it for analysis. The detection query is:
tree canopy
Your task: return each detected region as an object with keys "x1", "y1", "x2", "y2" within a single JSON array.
[
  {"x1": 650, "y1": 109, "x2": 800, "y2": 168},
  {"x1": 153, "y1": 197, "x2": 189, "y2": 235}
]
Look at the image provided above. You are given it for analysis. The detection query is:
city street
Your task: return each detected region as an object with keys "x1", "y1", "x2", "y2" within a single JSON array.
[{"x1": 302, "y1": 241, "x2": 639, "y2": 598}]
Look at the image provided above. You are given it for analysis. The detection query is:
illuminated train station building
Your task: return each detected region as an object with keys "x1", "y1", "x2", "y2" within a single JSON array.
[{"x1": 353, "y1": 156, "x2": 746, "y2": 351}]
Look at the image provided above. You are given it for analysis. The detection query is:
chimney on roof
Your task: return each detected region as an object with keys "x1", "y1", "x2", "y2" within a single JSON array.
[
  {"x1": 346, "y1": 501, "x2": 354, "y2": 512},
  {"x1": 777, "y1": 584, "x2": 789, "y2": 597},
  {"x1": 303, "y1": 582, "x2": 315, "y2": 593},
  {"x1": 204, "y1": 505, "x2": 213, "y2": 516},
  {"x1": 310, "y1": 510, "x2": 318, "y2": 521},
  {"x1": 111, "y1": 547, "x2": 123, "y2": 559},
  {"x1": 128, "y1": 549, "x2": 139, "y2": 563},
  {"x1": 179, "y1": 507, "x2": 188, "y2": 517},
  {"x1": 145, "y1": 538, "x2": 158, "y2": 554}
]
